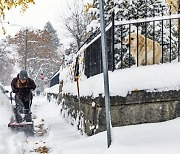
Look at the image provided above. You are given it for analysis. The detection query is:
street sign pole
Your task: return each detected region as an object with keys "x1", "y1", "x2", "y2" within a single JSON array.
[{"x1": 98, "y1": 0, "x2": 112, "y2": 148}]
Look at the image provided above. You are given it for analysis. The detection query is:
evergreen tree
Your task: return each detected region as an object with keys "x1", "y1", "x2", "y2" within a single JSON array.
[
  {"x1": 44, "y1": 21, "x2": 60, "y2": 47},
  {"x1": 91, "y1": 0, "x2": 178, "y2": 68}
]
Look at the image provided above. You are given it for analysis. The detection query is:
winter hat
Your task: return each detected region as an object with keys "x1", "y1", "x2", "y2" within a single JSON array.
[{"x1": 19, "y1": 70, "x2": 28, "y2": 80}]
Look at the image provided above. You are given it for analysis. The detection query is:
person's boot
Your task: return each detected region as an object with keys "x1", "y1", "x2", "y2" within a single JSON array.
[{"x1": 25, "y1": 112, "x2": 32, "y2": 122}]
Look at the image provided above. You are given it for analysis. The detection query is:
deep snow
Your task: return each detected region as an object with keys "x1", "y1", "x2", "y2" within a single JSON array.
[
  {"x1": 1, "y1": 61, "x2": 180, "y2": 153},
  {"x1": 1, "y1": 87, "x2": 180, "y2": 153},
  {"x1": 63, "y1": 61, "x2": 180, "y2": 97}
]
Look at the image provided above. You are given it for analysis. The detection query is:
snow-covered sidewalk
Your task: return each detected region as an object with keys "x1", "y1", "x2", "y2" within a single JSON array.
[
  {"x1": 0, "y1": 94, "x2": 84, "y2": 154},
  {"x1": 23, "y1": 96, "x2": 83, "y2": 154},
  {"x1": 1, "y1": 93, "x2": 180, "y2": 154}
]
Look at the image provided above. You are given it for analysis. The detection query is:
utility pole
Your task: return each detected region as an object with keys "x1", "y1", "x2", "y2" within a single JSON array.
[
  {"x1": 24, "y1": 29, "x2": 28, "y2": 70},
  {"x1": 98, "y1": 0, "x2": 112, "y2": 148}
]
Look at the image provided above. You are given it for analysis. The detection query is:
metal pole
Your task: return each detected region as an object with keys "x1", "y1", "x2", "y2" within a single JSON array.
[
  {"x1": 111, "y1": 11, "x2": 115, "y2": 71},
  {"x1": 24, "y1": 29, "x2": 28, "y2": 70},
  {"x1": 178, "y1": 0, "x2": 180, "y2": 62},
  {"x1": 98, "y1": 0, "x2": 112, "y2": 148}
]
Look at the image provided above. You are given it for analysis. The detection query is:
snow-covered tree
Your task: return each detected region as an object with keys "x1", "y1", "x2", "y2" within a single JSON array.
[
  {"x1": 58, "y1": 0, "x2": 90, "y2": 50},
  {"x1": 0, "y1": 38, "x2": 17, "y2": 85},
  {"x1": 44, "y1": 21, "x2": 60, "y2": 47},
  {"x1": 7, "y1": 28, "x2": 63, "y2": 90},
  {"x1": 89, "y1": 0, "x2": 178, "y2": 68}
]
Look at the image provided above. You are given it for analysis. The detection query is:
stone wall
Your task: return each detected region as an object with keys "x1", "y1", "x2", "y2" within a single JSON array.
[
  {"x1": 47, "y1": 93, "x2": 58, "y2": 102},
  {"x1": 59, "y1": 90, "x2": 180, "y2": 136}
]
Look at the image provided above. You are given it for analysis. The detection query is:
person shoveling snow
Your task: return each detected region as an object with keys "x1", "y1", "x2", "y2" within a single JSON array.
[{"x1": 8, "y1": 70, "x2": 36, "y2": 136}]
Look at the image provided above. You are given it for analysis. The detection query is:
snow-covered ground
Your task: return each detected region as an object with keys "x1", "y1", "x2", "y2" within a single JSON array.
[
  {"x1": 1, "y1": 87, "x2": 180, "y2": 154},
  {"x1": 0, "y1": 61, "x2": 180, "y2": 153},
  {"x1": 23, "y1": 96, "x2": 83, "y2": 154},
  {"x1": 0, "y1": 93, "x2": 83, "y2": 154},
  {"x1": 63, "y1": 62, "x2": 180, "y2": 97}
]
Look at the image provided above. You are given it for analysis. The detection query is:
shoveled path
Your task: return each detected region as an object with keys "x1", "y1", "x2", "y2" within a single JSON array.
[{"x1": 23, "y1": 96, "x2": 83, "y2": 154}]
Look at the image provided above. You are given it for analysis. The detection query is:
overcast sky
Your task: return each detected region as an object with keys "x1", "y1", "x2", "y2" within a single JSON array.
[
  {"x1": 1, "y1": 0, "x2": 64, "y2": 37},
  {"x1": 1, "y1": 0, "x2": 93, "y2": 47}
]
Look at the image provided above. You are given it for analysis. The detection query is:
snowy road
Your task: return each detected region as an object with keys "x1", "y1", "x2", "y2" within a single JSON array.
[{"x1": 22, "y1": 96, "x2": 83, "y2": 154}]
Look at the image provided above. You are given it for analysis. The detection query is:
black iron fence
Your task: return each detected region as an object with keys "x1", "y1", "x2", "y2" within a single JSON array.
[
  {"x1": 82, "y1": 12, "x2": 180, "y2": 78},
  {"x1": 84, "y1": 28, "x2": 114, "y2": 77}
]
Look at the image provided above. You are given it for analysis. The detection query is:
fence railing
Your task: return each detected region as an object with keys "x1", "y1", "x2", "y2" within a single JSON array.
[{"x1": 82, "y1": 12, "x2": 180, "y2": 78}]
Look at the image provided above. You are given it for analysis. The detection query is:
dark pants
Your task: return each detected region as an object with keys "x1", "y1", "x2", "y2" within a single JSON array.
[
  {"x1": 22, "y1": 100, "x2": 30, "y2": 113},
  {"x1": 14, "y1": 99, "x2": 32, "y2": 123},
  {"x1": 15, "y1": 95, "x2": 31, "y2": 114}
]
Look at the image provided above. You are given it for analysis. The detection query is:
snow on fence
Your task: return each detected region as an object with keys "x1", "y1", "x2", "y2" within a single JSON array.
[{"x1": 79, "y1": 13, "x2": 180, "y2": 78}]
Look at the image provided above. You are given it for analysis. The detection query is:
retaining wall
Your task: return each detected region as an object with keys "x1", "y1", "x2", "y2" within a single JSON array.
[{"x1": 59, "y1": 90, "x2": 180, "y2": 136}]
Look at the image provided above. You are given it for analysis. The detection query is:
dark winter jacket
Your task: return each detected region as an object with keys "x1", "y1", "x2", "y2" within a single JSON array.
[{"x1": 11, "y1": 74, "x2": 36, "y2": 101}]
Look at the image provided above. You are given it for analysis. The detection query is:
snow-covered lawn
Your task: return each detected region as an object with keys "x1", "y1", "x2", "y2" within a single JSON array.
[{"x1": 63, "y1": 62, "x2": 180, "y2": 97}]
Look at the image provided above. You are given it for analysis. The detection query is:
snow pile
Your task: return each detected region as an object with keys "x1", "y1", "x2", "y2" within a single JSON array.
[
  {"x1": 0, "y1": 89, "x2": 13, "y2": 125},
  {"x1": 59, "y1": 67, "x2": 72, "y2": 83},
  {"x1": 44, "y1": 84, "x2": 59, "y2": 94},
  {"x1": 61, "y1": 118, "x2": 180, "y2": 154},
  {"x1": 63, "y1": 62, "x2": 180, "y2": 97},
  {"x1": 87, "y1": 20, "x2": 100, "y2": 33},
  {"x1": 0, "y1": 89, "x2": 26, "y2": 154}
]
